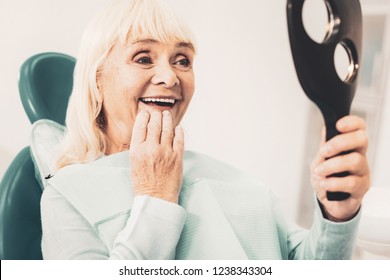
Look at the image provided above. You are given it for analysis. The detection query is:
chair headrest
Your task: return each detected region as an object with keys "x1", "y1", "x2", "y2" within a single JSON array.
[{"x1": 18, "y1": 52, "x2": 76, "y2": 125}]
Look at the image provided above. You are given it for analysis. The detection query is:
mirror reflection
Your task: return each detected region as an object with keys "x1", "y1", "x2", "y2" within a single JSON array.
[{"x1": 302, "y1": 0, "x2": 334, "y2": 43}]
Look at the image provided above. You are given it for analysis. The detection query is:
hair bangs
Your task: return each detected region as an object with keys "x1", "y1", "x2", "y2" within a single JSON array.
[{"x1": 118, "y1": 0, "x2": 196, "y2": 50}]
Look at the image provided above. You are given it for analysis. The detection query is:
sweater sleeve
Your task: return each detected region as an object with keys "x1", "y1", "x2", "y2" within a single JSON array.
[
  {"x1": 286, "y1": 198, "x2": 361, "y2": 260},
  {"x1": 41, "y1": 186, "x2": 186, "y2": 260}
]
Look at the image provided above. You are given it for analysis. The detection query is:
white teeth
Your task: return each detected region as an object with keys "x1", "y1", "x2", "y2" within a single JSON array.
[{"x1": 141, "y1": 98, "x2": 175, "y2": 104}]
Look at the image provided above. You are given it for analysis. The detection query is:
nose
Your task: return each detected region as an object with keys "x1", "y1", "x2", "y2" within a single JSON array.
[{"x1": 151, "y1": 61, "x2": 180, "y2": 88}]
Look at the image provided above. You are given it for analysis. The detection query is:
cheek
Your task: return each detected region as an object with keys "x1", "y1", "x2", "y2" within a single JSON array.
[
  {"x1": 102, "y1": 82, "x2": 139, "y2": 122},
  {"x1": 182, "y1": 73, "x2": 195, "y2": 100},
  {"x1": 175, "y1": 75, "x2": 194, "y2": 124},
  {"x1": 103, "y1": 72, "x2": 139, "y2": 103}
]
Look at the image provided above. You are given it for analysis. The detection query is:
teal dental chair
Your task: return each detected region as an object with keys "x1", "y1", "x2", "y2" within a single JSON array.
[{"x1": 0, "y1": 52, "x2": 76, "y2": 259}]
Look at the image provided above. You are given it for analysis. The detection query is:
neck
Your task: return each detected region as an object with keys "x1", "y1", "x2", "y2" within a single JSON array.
[
  {"x1": 104, "y1": 124, "x2": 131, "y2": 155},
  {"x1": 105, "y1": 141, "x2": 130, "y2": 155}
]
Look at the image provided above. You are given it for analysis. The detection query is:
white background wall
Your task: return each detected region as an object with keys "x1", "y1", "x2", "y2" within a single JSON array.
[{"x1": 0, "y1": 0, "x2": 389, "y2": 225}]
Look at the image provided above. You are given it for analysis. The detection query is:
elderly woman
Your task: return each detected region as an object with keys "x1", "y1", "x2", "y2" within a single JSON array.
[{"x1": 41, "y1": 0, "x2": 370, "y2": 259}]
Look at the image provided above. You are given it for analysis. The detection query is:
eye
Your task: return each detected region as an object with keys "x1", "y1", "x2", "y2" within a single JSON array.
[
  {"x1": 173, "y1": 55, "x2": 191, "y2": 69},
  {"x1": 132, "y1": 50, "x2": 153, "y2": 65},
  {"x1": 176, "y1": 58, "x2": 190, "y2": 66},
  {"x1": 136, "y1": 56, "x2": 152, "y2": 64}
]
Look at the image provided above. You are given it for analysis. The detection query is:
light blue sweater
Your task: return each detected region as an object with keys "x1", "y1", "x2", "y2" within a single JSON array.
[{"x1": 41, "y1": 150, "x2": 360, "y2": 259}]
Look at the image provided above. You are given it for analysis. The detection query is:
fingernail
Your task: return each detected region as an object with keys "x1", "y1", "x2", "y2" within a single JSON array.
[{"x1": 163, "y1": 110, "x2": 170, "y2": 116}]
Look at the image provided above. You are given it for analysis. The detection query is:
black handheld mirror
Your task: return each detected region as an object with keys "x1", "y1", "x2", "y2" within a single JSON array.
[{"x1": 286, "y1": 0, "x2": 362, "y2": 201}]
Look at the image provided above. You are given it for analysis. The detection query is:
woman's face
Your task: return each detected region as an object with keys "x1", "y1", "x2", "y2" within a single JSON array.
[{"x1": 98, "y1": 38, "x2": 195, "y2": 150}]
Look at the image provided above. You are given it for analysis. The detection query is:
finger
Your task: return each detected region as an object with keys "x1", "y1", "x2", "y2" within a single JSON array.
[
  {"x1": 130, "y1": 110, "x2": 150, "y2": 146},
  {"x1": 310, "y1": 127, "x2": 327, "y2": 173},
  {"x1": 173, "y1": 125, "x2": 184, "y2": 153},
  {"x1": 314, "y1": 152, "x2": 368, "y2": 177},
  {"x1": 336, "y1": 115, "x2": 366, "y2": 133},
  {"x1": 318, "y1": 175, "x2": 368, "y2": 197},
  {"x1": 315, "y1": 185, "x2": 327, "y2": 201},
  {"x1": 146, "y1": 111, "x2": 162, "y2": 144},
  {"x1": 320, "y1": 129, "x2": 368, "y2": 157},
  {"x1": 311, "y1": 151, "x2": 325, "y2": 174},
  {"x1": 161, "y1": 110, "x2": 174, "y2": 147}
]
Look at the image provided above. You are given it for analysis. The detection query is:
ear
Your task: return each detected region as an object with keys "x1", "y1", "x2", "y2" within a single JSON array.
[
  {"x1": 95, "y1": 68, "x2": 106, "y2": 105},
  {"x1": 96, "y1": 66, "x2": 104, "y2": 91}
]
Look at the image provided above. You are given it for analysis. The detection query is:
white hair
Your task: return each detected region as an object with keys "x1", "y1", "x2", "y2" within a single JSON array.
[{"x1": 57, "y1": 0, "x2": 195, "y2": 169}]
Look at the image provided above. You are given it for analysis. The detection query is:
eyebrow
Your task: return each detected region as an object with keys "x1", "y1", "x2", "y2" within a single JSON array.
[
  {"x1": 176, "y1": 42, "x2": 195, "y2": 51},
  {"x1": 130, "y1": 38, "x2": 195, "y2": 51}
]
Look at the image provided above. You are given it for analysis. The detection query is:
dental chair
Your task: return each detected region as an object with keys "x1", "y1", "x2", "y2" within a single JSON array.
[{"x1": 0, "y1": 52, "x2": 76, "y2": 259}]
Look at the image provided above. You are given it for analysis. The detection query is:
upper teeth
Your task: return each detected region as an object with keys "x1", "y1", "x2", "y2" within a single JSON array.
[{"x1": 141, "y1": 98, "x2": 175, "y2": 104}]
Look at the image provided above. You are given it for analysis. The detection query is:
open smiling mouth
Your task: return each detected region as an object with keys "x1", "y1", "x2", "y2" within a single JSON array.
[{"x1": 139, "y1": 97, "x2": 176, "y2": 108}]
